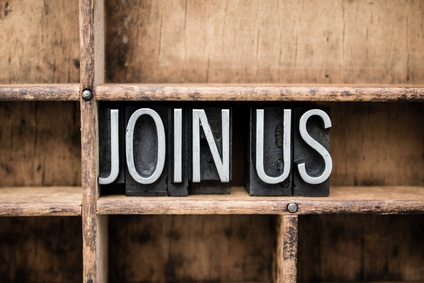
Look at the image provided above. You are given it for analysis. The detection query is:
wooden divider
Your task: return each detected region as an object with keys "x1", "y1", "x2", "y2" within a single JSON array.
[
  {"x1": 96, "y1": 84, "x2": 424, "y2": 102},
  {"x1": 0, "y1": 84, "x2": 80, "y2": 101},
  {"x1": 274, "y1": 215, "x2": 298, "y2": 283},
  {"x1": 80, "y1": 0, "x2": 107, "y2": 282}
]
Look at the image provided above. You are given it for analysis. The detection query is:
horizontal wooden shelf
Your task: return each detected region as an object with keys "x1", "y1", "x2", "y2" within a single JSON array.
[
  {"x1": 0, "y1": 84, "x2": 80, "y2": 101},
  {"x1": 0, "y1": 187, "x2": 82, "y2": 216},
  {"x1": 97, "y1": 186, "x2": 424, "y2": 215},
  {"x1": 95, "y1": 84, "x2": 424, "y2": 102}
]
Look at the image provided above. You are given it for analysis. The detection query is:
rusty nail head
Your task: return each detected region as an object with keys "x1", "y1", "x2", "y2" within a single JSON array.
[
  {"x1": 287, "y1": 202, "x2": 298, "y2": 213},
  {"x1": 82, "y1": 89, "x2": 92, "y2": 101}
]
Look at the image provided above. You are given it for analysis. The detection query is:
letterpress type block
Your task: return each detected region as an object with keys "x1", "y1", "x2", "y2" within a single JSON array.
[
  {"x1": 189, "y1": 107, "x2": 232, "y2": 194},
  {"x1": 293, "y1": 107, "x2": 332, "y2": 197},
  {"x1": 167, "y1": 107, "x2": 189, "y2": 196},
  {"x1": 98, "y1": 103, "x2": 125, "y2": 194},
  {"x1": 125, "y1": 106, "x2": 168, "y2": 196},
  {"x1": 246, "y1": 107, "x2": 292, "y2": 196}
]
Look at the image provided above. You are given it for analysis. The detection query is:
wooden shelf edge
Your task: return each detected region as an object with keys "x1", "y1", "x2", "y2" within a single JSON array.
[
  {"x1": 95, "y1": 84, "x2": 424, "y2": 102},
  {"x1": 0, "y1": 186, "x2": 82, "y2": 216},
  {"x1": 0, "y1": 84, "x2": 80, "y2": 101},
  {"x1": 96, "y1": 186, "x2": 424, "y2": 215}
]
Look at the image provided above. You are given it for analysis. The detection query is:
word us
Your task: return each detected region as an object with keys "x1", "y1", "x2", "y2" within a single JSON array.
[{"x1": 99, "y1": 105, "x2": 331, "y2": 197}]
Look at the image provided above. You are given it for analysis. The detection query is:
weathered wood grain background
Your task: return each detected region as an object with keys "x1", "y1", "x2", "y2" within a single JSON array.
[{"x1": 0, "y1": 0, "x2": 423, "y2": 281}]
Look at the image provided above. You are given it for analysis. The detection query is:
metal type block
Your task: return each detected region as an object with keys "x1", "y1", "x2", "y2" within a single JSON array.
[
  {"x1": 167, "y1": 107, "x2": 189, "y2": 196},
  {"x1": 125, "y1": 106, "x2": 168, "y2": 196},
  {"x1": 246, "y1": 107, "x2": 292, "y2": 196},
  {"x1": 98, "y1": 104, "x2": 125, "y2": 194},
  {"x1": 293, "y1": 107, "x2": 332, "y2": 197},
  {"x1": 189, "y1": 107, "x2": 232, "y2": 195}
]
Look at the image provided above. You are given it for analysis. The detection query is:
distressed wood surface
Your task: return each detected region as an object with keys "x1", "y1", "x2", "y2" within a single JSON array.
[
  {"x1": 0, "y1": 0, "x2": 80, "y2": 84},
  {"x1": 299, "y1": 215, "x2": 424, "y2": 282},
  {"x1": 80, "y1": 0, "x2": 106, "y2": 282},
  {"x1": 274, "y1": 215, "x2": 298, "y2": 283},
  {"x1": 105, "y1": 0, "x2": 424, "y2": 84},
  {"x1": 0, "y1": 187, "x2": 81, "y2": 216},
  {"x1": 0, "y1": 217, "x2": 82, "y2": 283},
  {"x1": 108, "y1": 215, "x2": 274, "y2": 282},
  {"x1": 0, "y1": 102, "x2": 81, "y2": 187},
  {"x1": 0, "y1": 84, "x2": 80, "y2": 101},
  {"x1": 97, "y1": 186, "x2": 424, "y2": 215},
  {"x1": 96, "y1": 84, "x2": 424, "y2": 101},
  {"x1": 330, "y1": 103, "x2": 424, "y2": 187}
]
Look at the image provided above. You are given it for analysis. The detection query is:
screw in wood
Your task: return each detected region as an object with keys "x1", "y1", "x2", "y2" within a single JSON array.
[
  {"x1": 82, "y1": 89, "x2": 93, "y2": 101},
  {"x1": 287, "y1": 202, "x2": 298, "y2": 213}
]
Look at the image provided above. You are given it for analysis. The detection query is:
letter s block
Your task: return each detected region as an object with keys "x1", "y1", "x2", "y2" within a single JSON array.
[
  {"x1": 293, "y1": 107, "x2": 332, "y2": 197},
  {"x1": 246, "y1": 107, "x2": 293, "y2": 196}
]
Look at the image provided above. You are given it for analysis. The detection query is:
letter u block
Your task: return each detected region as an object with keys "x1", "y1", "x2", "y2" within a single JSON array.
[{"x1": 246, "y1": 107, "x2": 293, "y2": 196}]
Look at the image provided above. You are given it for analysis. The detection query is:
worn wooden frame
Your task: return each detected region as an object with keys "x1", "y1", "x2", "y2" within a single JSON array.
[{"x1": 0, "y1": 0, "x2": 423, "y2": 282}]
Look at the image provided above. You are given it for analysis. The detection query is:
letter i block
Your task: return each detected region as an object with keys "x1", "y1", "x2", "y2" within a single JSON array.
[
  {"x1": 167, "y1": 107, "x2": 189, "y2": 196},
  {"x1": 246, "y1": 107, "x2": 292, "y2": 196},
  {"x1": 125, "y1": 106, "x2": 168, "y2": 196},
  {"x1": 189, "y1": 107, "x2": 232, "y2": 194},
  {"x1": 293, "y1": 107, "x2": 332, "y2": 197},
  {"x1": 98, "y1": 103, "x2": 126, "y2": 194}
]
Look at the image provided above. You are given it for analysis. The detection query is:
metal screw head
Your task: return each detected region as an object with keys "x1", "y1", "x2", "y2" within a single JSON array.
[
  {"x1": 287, "y1": 202, "x2": 298, "y2": 213},
  {"x1": 82, "y1": 89, "x2": 93, "y2": 101}
]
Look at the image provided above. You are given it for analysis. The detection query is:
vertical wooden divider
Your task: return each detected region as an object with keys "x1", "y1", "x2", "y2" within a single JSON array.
[
  {"x1": 80, "y1": 0, "x2": 107, "y2": 282},
  {"x1": 274, "y1": 215, "x2": 298, "y2": 283}
]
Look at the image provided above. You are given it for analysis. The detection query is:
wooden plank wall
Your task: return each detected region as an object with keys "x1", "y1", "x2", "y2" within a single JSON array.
[
  {"x1": 330, "y1": 102, "x2": 424, "y2": 187},
  {"x1": 0, "y1": 217, "x2": 82, "y2": 282},
  {"x1": 299, "y1": 215, "x2": 424, "y2": 282},
  {"x1": 0, "y1": 0, "x2": 81, "y2": 186},
  {"x1": 105, "y1": 0, "x2": 424, "y2": 84},
  {"x1": 0, "y1": 102, "x2": 81, "y2": 187},
  {"x1": 0, "y1": 1, "x2": 82, "y2": 281},
  {"x1": 0, "y1": 0, "x2": 80, "y2": 84},
  {"x1": 108, "y1": 215, "x2": 275, "y2": 282}
]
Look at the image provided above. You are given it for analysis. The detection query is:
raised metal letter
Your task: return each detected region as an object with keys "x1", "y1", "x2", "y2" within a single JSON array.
[
  {"x1": 192, "y1": 109, "x2": 230, "y2": 183},
  {"x1": 297, "y1": 109, "x2": 332, "y2": 184},
  {"x1": 173, "y1": 108, "x2": 182, "y2": 183},
  {"x1": 255, "y1": 109, "x2": 291, "y2": 184},
  {"x1": 99, "y1": 109, "x2": 120, "y2": 185},
  {"x1": 126, "y1": 108, "x2": 166, "y2": 184}
]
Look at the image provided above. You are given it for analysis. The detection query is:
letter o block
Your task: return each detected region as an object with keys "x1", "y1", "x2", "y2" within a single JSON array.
[{"x1": 125, "y1": 106, "x2": 168, "y2": 196}]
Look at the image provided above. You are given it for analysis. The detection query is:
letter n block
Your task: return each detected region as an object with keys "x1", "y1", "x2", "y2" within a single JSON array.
[
  {"x1": 125, "y1": 106, "x2": 168, "y2": 196},
  {"x1": 189, "y1": 107, "x2": 232, "y2": 194},
  {"x1": 293, "y1": 107, "x2": 332, "y2": 197},
  {"x1": 246, "y1": 107, "x2": 292, "y2": 196}
]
